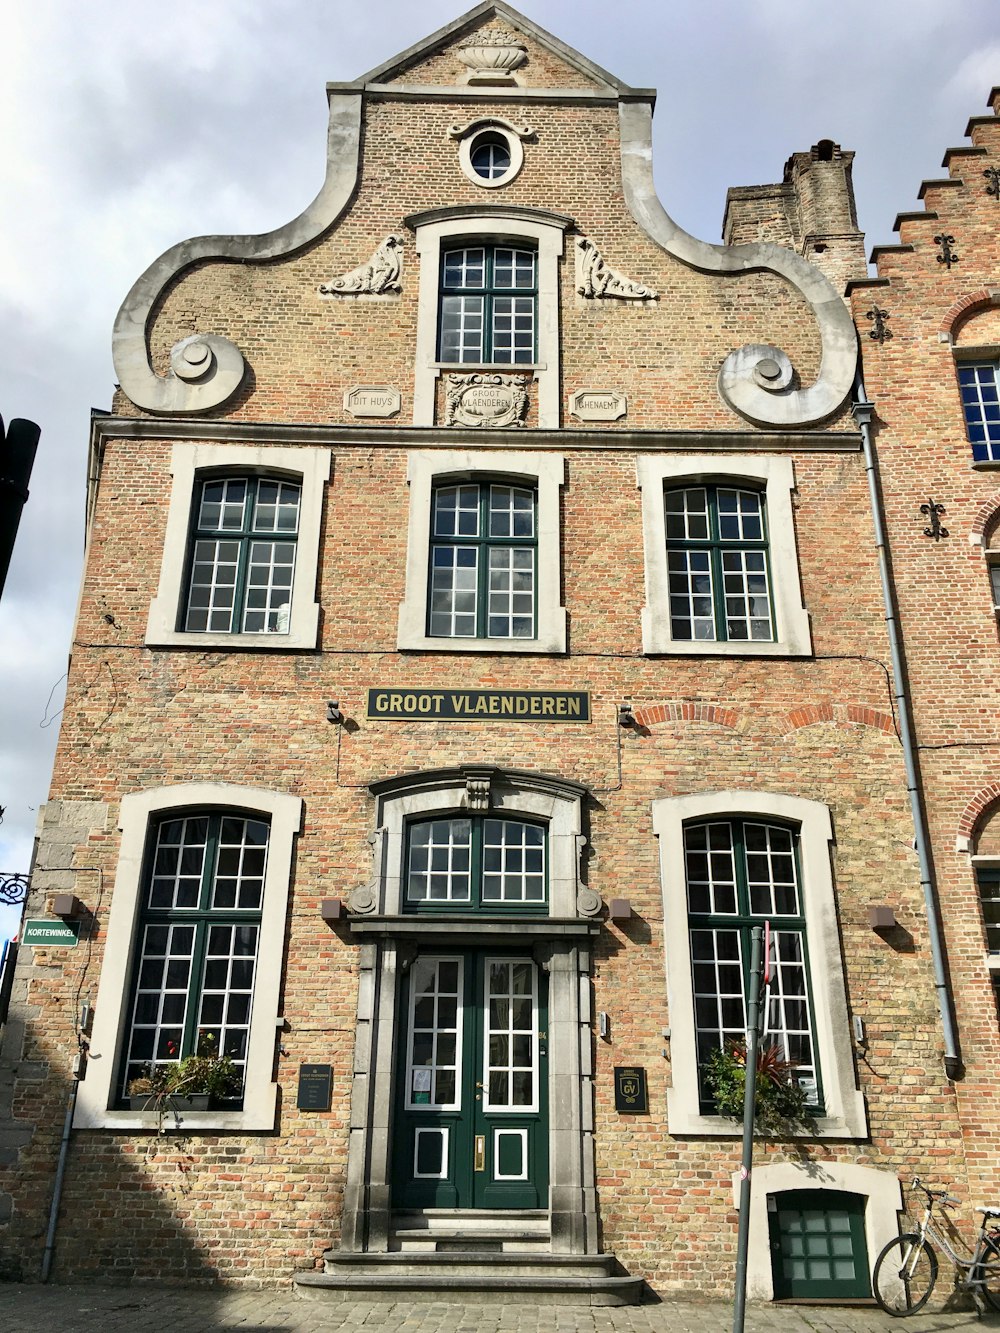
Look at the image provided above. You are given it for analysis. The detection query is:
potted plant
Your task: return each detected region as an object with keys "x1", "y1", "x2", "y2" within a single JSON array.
[
  {"x1": 704, "y1": 1040, "x2": 815, "y2": 1136},
  {"x1": 127, "y1": 1032, "x2": 240, "y2": 1114}
]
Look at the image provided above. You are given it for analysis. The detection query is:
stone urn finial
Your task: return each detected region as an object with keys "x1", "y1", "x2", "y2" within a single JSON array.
[{"x1": 458, "y1": 28, "x2": 527, "y2": 84}]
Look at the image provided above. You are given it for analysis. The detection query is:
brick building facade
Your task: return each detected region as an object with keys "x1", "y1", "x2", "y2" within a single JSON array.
[{"x1": 0, "y1": 2, "x2": 994, "y2": 1307}]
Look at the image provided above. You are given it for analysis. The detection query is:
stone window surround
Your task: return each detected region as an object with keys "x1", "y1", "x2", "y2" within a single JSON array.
[
  {"x1": 741, "y1": 1163, "x2": 902, "y2": 1300},
  {"x1": 397, "y1": 448, "x2": 567, "y2": 654},
  {"x1": 145, "y1": 443, "x2": 331, "y2": 650},
  {"x1": 73, "y1": 783, "x2": 303, "y2": 1133},
  {"x1": 636, "y1": 454, "x2": 811, "y2": 657},
  {"x1": 340, "y1": 768, "x2": 599, "y2": 1256},
  {"x1": 457, "y1": 122, "x2": 525, "y2": 189},
  {"x1": 651, "y1": 790, "x2": 868, "y2": 1139},
  {"x1": 409, "y1": 208, "x2": 569, "y2": 429}
]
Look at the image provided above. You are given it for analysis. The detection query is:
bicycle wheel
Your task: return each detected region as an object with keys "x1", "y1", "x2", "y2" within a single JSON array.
[
  {"x1": 873, "y1": 1234, "x2": 938, "y2": 1315},
  {"x1": 972, "y1": 1236, "x2": 1000, "y2": 1313}
]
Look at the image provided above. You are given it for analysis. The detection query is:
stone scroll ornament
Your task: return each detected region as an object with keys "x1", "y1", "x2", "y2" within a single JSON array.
[
  {"x1": 445, "y1": 373, "x2": 529, "y2": 428},
  {"x1": 576, "y1": 237, "x2": 657, "y2": 300},
  {"x1": 318, "y1": 235, "x2": 404, "y2": 296},
  {"x1": 111, "y1": 96, "x2": 365, "y2": 414},
  {"x1": 619, "y1": 102, "x2": 857, "y2": 427}
]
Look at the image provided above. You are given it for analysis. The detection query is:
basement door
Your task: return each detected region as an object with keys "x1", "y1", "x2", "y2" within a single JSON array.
[{"x1": 393, "y1": 952, "x2": 548, "y2": 1209}]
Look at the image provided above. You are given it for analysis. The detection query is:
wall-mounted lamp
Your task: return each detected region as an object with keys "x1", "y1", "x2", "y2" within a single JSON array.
[
  {"x1": 598, "y1": 1011, "x2": 610, "y2": 1041},
  {"x1": 852, "y1": 1014, "x2": 867, "y2": 1047},
  {"x1": 320, "y1": 898, "x2": 345, "y2": 923},
  {"x1": 326, "y1": 700, "x2": 344, "y2": 724},
  {"x1": 868, "y1": 905, "x2": 896, "y2": 932},
  {"x1": 618, "y1": 702, "x2": 636, "y2": 728},
  {"x1": 52, "y1": 893, "x2": 84, "y2": 920},
  {"x1": 608, "y1": 898, "x2": 632, "y2": 922}
]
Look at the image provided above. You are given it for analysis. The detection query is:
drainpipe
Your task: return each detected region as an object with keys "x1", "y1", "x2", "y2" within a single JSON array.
[
  {"x1": 852, "y1": 381, "x2": 962, "y2": 1079},
  {"x1": 40, "y1": 1068, "x2": 80, "y2": 1281}
]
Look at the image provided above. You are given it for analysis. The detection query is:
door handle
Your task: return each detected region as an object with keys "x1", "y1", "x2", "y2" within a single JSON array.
[{"x1": 474, "y1": 1135, "x2": 486, "y2": 1172}]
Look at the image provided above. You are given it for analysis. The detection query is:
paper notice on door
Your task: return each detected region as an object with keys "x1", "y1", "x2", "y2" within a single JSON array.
[{"x1": 412, "y1": 1067, "x2": 432, "y2": 1092}]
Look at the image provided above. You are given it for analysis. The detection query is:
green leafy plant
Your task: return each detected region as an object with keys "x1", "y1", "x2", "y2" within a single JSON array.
[
  {"x1": 168, "y1": 1032, "x2": 240, "y2": 1099},
  {"x1": 127, "y1": 1032, "x2": 240, "y2": 1106},
  {"x1": 704, "y1": 1040, "x2": 815, "y2": 1135}
]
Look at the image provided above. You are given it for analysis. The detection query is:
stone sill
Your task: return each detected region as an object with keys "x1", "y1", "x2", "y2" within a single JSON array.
[{"x1": 348, "y1": 915, "x2": 599, "y2": 941}]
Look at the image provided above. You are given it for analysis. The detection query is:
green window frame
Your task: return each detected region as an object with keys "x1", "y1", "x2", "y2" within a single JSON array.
[
  {"x1": 119, "y1": 811, "x2": 270, "y2": 1104},
  {"x1": 428, "y1": 481, "x2": 537, "y2": 639},
  {"x1": 438, "y1": 244, "x2": 537, "y2": 364},
  {"x1": 684, "y1": 817, "x2": 821, "y2": 1114},
  {"x1": 404, "y1": 815, "x2": 547, "y2": 913},
  {"x1": 665, "y1": 485, "x2": 775, "y2": 642},
  {"x1": 183, "y1": 474, "x2": 300, "y2": 634}
]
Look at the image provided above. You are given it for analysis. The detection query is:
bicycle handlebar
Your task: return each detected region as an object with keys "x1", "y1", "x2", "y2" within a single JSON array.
[{"x1": 911, "y1": 1178, "x2": 961, "y2": 1208}]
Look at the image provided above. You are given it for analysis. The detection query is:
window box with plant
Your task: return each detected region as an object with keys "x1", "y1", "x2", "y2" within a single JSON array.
[{"x1": 127, "y1": 1033, "x2": 240, "y2": 1114}]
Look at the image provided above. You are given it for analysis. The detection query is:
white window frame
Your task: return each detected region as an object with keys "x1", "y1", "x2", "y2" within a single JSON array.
[
  {"x1": 651, "y1": 790, "x2": 867, "y2": 1138},
  {"x1": 74, "y1": 783, "x2": 302, "y2": 1132},
  {"x1": 411, "y1": 212, "x2": 566, "y2": 428},
  {"x1": 637, "y1": 455, "x2": 811, "y2": 657},
  {"x1": 146, "y1": 444, "x2": 331, "y2": 650},
  {"x1": 397, "y1": 449, "x2": 566, "y2": 653}
]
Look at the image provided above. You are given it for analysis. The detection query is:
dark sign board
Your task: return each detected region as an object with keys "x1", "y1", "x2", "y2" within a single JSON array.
[
  {"x1": 296, "y1": 1064, "x2": 333, "y2": 1111},
  {"x1": 367, "y1": 688, "x2": 590, "y2": 723},
  {"x1": 614, "y1": 1066, "x2": 649, "y2": 1114}
]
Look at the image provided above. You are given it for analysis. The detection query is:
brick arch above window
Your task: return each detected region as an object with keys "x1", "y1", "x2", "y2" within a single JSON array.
[
  {"x1": 970, "y1": 493, "x2": 1000, "y2": 545},
  {"x1": 940, "y1": 288, "x2": 1000, "y2": 341},
  {"x1": 633, "y1": 701, "x2": 742, "y2": 730},
  {"x1": 957, "y1": 785, "x2": 1000, "y2": 852}
]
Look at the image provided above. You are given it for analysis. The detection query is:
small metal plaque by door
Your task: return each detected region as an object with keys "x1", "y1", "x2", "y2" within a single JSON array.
[
  {"x1": 614, "y1": 1066, "x2": 649, "y2": 1113},
  {"x1": 474, "y1": 1135, "x2": 486, "y2": 1171}
]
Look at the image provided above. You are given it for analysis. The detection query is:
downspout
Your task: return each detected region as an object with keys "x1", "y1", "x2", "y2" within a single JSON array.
[
  {"x1": 852, "y1": 380, "x2": 962, "y2": 1079},
  {"x1": 40, "y1": 1068, "x2": 80, "y2": 1281}
]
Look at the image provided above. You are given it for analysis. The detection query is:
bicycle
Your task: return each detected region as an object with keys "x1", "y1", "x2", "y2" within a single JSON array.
[{"x1": 872, "y1": 1178, "x2": 1000, "y2": 1316}]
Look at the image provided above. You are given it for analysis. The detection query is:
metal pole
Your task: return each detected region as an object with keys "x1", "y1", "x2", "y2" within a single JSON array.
[{"x1": 733, "y1": 925, "x2": 764, "y2": 1333}]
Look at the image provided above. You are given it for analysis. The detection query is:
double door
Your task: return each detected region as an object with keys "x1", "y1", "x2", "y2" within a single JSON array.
[{"x1": 393, "y1": 950, "x2": 548, "y2": 1210}]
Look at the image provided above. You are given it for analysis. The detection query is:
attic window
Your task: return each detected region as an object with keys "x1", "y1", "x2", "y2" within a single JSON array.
[{"x1": 454, "y1": 121, "x2": 526, "y2": 189}]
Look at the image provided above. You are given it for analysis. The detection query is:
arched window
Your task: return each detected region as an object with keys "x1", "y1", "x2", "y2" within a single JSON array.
[{"x1": 404, "y1": 815, "x2": 546, "y2": 911}]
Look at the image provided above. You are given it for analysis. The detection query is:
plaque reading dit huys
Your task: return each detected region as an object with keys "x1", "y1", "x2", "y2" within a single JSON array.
[
  {"x1": 614, "y1": 1066, "x2": 649, "y2": 1114},
  {"x1": 296, "y1": 1064, "x2": 333, "y2": 1111}
]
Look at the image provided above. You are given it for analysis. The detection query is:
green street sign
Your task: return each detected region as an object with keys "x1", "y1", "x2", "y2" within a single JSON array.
[{"x1": 22, "y1": 919, "x2": 80, "y2": 947}]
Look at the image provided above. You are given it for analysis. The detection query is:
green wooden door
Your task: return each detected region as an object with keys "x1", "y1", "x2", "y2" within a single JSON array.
[
  {"x1": 393, "y1": 951, "x2": 548, "y2": 1210},
  {"x1": 769, "y1": 1190, "x2": 871, "y2": 1300}
]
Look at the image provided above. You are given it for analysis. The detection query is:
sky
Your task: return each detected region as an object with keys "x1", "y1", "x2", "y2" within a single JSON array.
[{"x1": 1, "y1": 0, "x2": 999, "y2": 941}]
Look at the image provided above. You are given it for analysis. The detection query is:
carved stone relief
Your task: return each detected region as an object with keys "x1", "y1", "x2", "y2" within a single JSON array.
[
  {"x1": 575, "y1": 237, "x2": 657, "y2": 301},
  {"x1": 319, "y1": 235, "x2": 404, "y2": 296},
  {"x1": 457, "y1": 29, "x2": 528, "y2": 84},
  {"x1": 445, "y1": 373, "x2": 529, "y2": 428}
]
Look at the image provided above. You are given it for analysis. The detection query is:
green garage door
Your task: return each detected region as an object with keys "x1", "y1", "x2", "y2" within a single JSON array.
[{"x1": 769, "y1": 1190, "x2": 871, "y2": 1300}]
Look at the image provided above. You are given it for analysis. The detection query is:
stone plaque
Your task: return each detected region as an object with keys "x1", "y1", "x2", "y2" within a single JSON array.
[
  {"x1": 445, "y1": 373, "x2": 529, "y2": 428},
  {"x1": 569, "y1": 390, "x2": 627, "y2": 422},
  {"x1": 344, "y1": 386, "x2": 401, "y2": 418}
]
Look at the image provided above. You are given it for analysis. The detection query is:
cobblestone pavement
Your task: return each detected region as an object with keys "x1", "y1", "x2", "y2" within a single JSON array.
[{"x1": 0, "y1": 1285, "x2": 994, "y2": 1333}]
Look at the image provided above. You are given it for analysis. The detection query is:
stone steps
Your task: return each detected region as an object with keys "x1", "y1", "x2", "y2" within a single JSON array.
[{"x1": 294, "y1": 1251, "x2": 645, "y2": 1306}]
